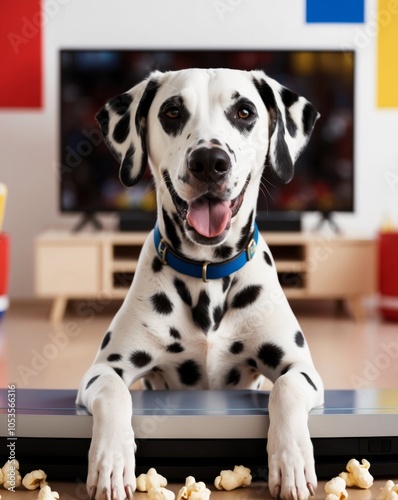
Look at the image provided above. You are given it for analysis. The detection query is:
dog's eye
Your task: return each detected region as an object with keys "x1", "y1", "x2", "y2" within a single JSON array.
[
  {"x1": 237, "y1": 107, "x2": 252, "y2": 120},
  {"x1": 164, "y1": 106, "x2": 180, "y2": 119}
]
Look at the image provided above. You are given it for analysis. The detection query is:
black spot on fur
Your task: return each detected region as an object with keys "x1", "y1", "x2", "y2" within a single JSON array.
[
  {"x1": 280, "y1": 364, "x2": 292, "y2": 376},
  {"x1": 301, "y1": 372, "x2": 317, "y2": 390},
  {"x1": 96, "y1": 107, "x2": 110, "y2": 136},
  {"x1": 85, "y1": 375, "x2": 100, "y2": 390},
  {"x1": 113, "y1": 112, "x2": 130, "y2": 144},
  {"x1": 151, "y1": 292, "x2": 173, "y2": 315},
  {"x1": 236, "y1": 211, "x2": 254, "y2": 251},
  {"x1": 158, "y1": 95, "x2": 191, "y2": 137},
  {"x1": 253, "y1": 77, "x2": 294, "y2": 184},
  {"x1": 107, "y1": 353, "x2": 122, "y2": 362},
  {"x1": 152, "y1": 366, "x2": 162, "y2": 373},
  {"x1": 113, "y1": 367, "x2": 124, "y2": 379},
  {"x1": 214, "y1": 245, "x2": 233, "y2": 259},
  {"x1": 108, "y1": 93, "x2": 133, "y2": 116},
  {"x1": 210, "y1": 138, "x2": 222, "y2": 145},
  {"x1": 167, "y1": 342, "x2": 185, "y2": 353},
  {"x1": 174, "y1": 277, "x2": 192, "y2": 306},
  {"x1": 135, "y1": 79, "x2": 159, "y2": 133},
  {"x1": 263, "y1": 251, "x2": 273, "y2": 266},
  {"x1": 130, "y1": 350, "x2": 153, "y2": 368},
  {"x1": 222, "y1": 276, "x2": 231, "y2": 293},
  {"x1": 212, "y1": 301, "x2": 228, "y2": 331},
  {"x1": 225, "y1": 97, "x2": 258, "y2": 135},
  {"x1": 295, "y1": 331, "x2": 305, "y2": 348},
  {"x1": 230, "y1": 341, "x2": 244, "y2": 355},
  {"x1": 226, "y1": 368, "x2": 241, "y2": 386},
  {"x1": 119, "y1": 144, "x2": 136, "y2": 187},
  {"x1": 280, "y1": 87, "x2": 299, "y2": 138},
  {"x1": 177, "y1": 360, "x2": 201, "y2": 386},
  {"x1": 302, "y1": 102, "x2": 318, "y2": 136},
  {"x1": 152, "y1": 256, "x2": 163, "y2": 273},
  {"x1": 192, "y1": 290, "x2": 211, "y2": 333},
  {"x1": 247, "y1": 358, "x2": 258, "y2": 369},
  {"x1": 231, "y1": 285, "x2": 262, "y2": 309},
  {"x1": 169, "y1": 327, "x2": 181, "y2": 339},
  {"x1": 257, "y1": 342, "x2": 285, "y2": 369},
  {"x1": 163, "y1": 208, "x2": 181, "y2": 251},
  {"x1": 100, "y1": 331, "x2": 111, "y2": 350},
  {"x1": 274, "y1": 114, "x2": 294, "y2": 183}
]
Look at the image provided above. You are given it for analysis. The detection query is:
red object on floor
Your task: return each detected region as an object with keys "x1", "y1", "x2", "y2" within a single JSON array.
[
  {"x1": 0, "y1": 0, "x2": 42, "y2": 108},
  {"x1": 378, "y1": 232, "x2": 398, "y2": 321},
  {"x1": 0, "y1": 233, "x2": 10, "y2": 318}
]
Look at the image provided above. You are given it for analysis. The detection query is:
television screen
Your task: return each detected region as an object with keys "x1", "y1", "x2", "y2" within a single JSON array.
[{"x1": 59, "y1": 49, "x2": 354, "y2": 227}]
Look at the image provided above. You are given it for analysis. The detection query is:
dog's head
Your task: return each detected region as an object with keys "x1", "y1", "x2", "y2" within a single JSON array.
[{"x1": 97, "y1": 69, "x2": 318, "y2": 246}]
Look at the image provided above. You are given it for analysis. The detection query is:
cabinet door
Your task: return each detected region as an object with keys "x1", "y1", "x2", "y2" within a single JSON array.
[
  {"x1": 36, "y1": 244, "x2": 100, "y2": 296},
  {"x1": 306, "y1": 240, "x2": 377, "y2": 297}
]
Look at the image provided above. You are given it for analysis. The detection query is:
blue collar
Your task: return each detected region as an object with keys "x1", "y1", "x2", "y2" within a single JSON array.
[{"x1": 153, "y1": 223, "x2": 259, "y2": 282}]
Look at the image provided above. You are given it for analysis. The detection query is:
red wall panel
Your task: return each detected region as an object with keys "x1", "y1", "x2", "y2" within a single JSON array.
[{"x1": 0, "y1": 0, "x2": 43, "y2": 108}]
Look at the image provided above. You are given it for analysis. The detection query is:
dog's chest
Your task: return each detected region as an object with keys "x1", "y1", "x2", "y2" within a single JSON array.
[{"x1": 147, "y1": 279, "x2": 262, "y2": 390}]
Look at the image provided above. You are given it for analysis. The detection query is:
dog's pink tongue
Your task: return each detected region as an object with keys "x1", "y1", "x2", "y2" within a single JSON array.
[{"x1": 187, "y1": 198, "x2": 232, "y2": 238}]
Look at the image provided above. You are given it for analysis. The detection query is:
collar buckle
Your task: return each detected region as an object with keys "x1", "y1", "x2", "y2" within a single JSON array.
[
  {"x1": 158, "y1": 238, "x2": 169, "y2": 265},
  {"x1": 246, "y1": 238, "x2": 257, "y2": 261},
  {"x1": 202, "y1": 261, "x2": 210, "y2": 283}
]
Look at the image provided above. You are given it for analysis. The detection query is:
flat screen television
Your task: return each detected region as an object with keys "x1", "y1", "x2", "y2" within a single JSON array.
[{"x1": 59, "y1": 49, "x2": 354, "y2": 231}]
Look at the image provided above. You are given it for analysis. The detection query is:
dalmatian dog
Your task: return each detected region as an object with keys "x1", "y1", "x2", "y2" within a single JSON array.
[{"x1": 77, "y1": 68, "x2": 324, "y2": 500}]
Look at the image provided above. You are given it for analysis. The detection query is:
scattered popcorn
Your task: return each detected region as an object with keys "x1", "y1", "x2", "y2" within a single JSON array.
[
  {"x1": 325, "y1": 476, "x2": 348, "y2": 500},
  {"x1": 148, "y1": 486, "x2": 176, "y2": 500},
  {"x1": 37, "y1": 485, "x2": 59, "y2": 499},
  {"x1": 177, "y1": 476, "x2": 211, "y2": 500},
  {"x1": 339, "y1": 459, "x2": 373, "y2": 489},
  {"x1": 377, "y1": 480, "x2": 398, "y2": 500},
  {"x1": 1, "y1": 460, "x2": 22, "y2": 489},
  {"x1": 137, "y1": 468, "x2": 168, "y2": 492},
  {"x1": 22, "y1": 469, "x2": 48, "y2": 490},
  {"x1": 214, "y1": 465, "x2": 252, "y2": 491}
]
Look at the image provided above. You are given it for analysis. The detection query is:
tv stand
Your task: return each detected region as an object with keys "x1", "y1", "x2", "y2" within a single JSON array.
[
  {"x1": 35, "y1": 230, "x2": 377, "y2": 322},
  {"x1": 73, "y1": 213, "x2": 103, "y2": 232}
]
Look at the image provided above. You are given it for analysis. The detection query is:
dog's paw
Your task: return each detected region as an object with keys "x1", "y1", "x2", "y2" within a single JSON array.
[
  {"x1": 87, "y1": 427, "x2": 136, "y2": 500},
  {"x1": 267, "y1": 422, "x2": 316, "y2": 500}
]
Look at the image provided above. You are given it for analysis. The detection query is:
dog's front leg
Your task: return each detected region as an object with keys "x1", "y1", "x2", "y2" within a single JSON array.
[
  {"x1": 267, "y1": 363, "x2": 324, "y2": 500},
  {"x1": 77, "y1": 366, "x2": 136, "y2": 500}
]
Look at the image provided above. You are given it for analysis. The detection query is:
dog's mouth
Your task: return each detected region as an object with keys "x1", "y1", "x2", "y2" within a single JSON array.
[{"x1": 163, "y1": 172, "x2": 250, "y2": 241}]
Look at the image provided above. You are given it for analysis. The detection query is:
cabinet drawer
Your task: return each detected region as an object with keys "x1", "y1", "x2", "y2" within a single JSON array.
[
  {"x1": 306, "y1": 241, "x2": 377, "y2": 297},
  {"x1": 36, "y1": 244, "x2": 100, "y2": 296}
]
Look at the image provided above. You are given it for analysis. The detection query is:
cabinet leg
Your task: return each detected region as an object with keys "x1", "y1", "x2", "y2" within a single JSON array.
[
  {"x1": 347, "y1": 296, "x2": 365, "y2": 322},
  {"x1": 50, "y1": 297, "x2": 68, "y2": 323}
]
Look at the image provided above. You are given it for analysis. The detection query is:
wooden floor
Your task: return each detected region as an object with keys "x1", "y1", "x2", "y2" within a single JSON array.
[
  {"x1": 1, "y1": 299, "x2": 397, "y2": 390},
  {"x1": 0, "y1": 299, "x2": 397, "y2": 499},
  {"x1": 0, "y1": 479, "x2": 396, "y2": 500}
]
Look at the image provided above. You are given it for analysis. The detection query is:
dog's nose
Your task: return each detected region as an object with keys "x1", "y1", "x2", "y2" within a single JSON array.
[{"x1": 188, "y1": 147, "x2": 231, "y2": 182}]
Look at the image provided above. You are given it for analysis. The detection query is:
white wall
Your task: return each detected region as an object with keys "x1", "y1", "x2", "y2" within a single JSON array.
[{"x1": 1, "y1": 0, "x2": 398, "y2": 298}]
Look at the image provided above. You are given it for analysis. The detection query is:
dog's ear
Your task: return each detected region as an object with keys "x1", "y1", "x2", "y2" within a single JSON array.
[
  {"x1": 96, "y1": 76, "x2": 160, "y2": 187},
  {"x1": 252, "y1": 71, "x2": 319, "y2": 184}
]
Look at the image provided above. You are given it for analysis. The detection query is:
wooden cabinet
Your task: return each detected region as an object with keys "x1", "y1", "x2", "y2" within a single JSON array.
[{"x1": 35, "y1": 230, "x2": 377, "y2": 322}]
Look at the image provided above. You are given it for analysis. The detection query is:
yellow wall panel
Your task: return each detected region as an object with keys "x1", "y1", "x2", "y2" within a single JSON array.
[{"x1": 377, "y1": 0, "x2": 398, "y2": 107}]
